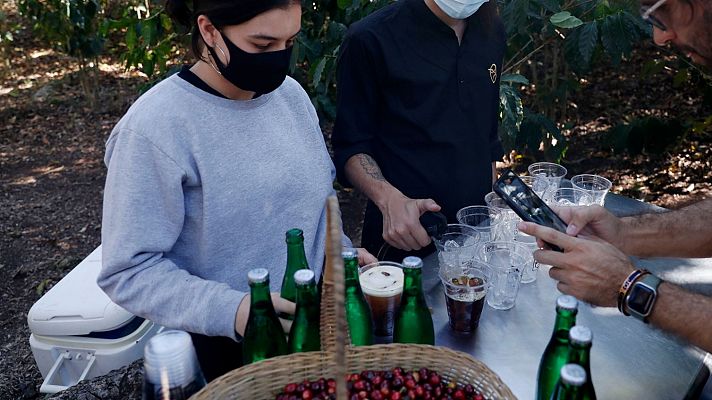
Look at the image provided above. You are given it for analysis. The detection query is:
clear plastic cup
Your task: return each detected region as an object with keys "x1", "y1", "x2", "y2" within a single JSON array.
[
  {"x1": 359, "y1": 261, "x2": 404, "y2": 336},
  {"x1": 520, "y1": 175, "x2": 552, "y2": 202},
  {"x1": 432, "y1": 224, "x2": 480, "y2": 268},
  {"x1": 571, "y1": 174, "x2": 612, "y2": 206},
  {"x1": 484, "y1": 192, "x2": 519, "y2": 242},
  {"x1": 143, "y1": 330, "x2": 205, "y2": 395},
  {"x1": 552, "y1": 188, "x2": 595, "y2": 207},
  {"x1": 439, "y1": 262, "x2": 489, "y2": 333},
  {"x1": 455, "y1": 205, "x2": 502, "y2": 242},
  {"x1": 477, "y1": 241, "x2": 530, "y2": 310},
  {"x1": 528, "y1": 162, "x2": 567, "y2": 193},
  {"x1": 514, "y1": 231, "x2": 539, "y2": 284}
]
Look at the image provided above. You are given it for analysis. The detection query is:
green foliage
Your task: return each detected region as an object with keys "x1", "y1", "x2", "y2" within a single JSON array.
[
  {"x1": 17, "y1": 0, "x2": 707, "y2": 165},
  {"x1": 606, "y1": 117, "x2": 685, "y2": 155},
  {"x1": 102, "y1": 1, "x2": 180, "y2": 79},
  {"x1": 498, "y1": 0, "x2": 652, "y2": 160},
  {"x1": 292, "y1": 0, "x2": 390, "y2": 120},
  {"x1": 18, "y1": 0, "x2": 104, "y2": 60}
]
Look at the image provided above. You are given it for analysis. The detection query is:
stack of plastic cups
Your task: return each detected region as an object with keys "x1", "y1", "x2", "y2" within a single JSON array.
[
  {"x1": 528, "y1": 162, "x2": 567, "y2": 203},
  {"x1": 143, "y1": 330, "x2": 206, "y2": 400}
]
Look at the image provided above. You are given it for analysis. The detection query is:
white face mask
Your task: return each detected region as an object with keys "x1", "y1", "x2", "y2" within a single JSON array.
[{"x1": 433, "y1": 0, "x2": 489, "y2": 19}]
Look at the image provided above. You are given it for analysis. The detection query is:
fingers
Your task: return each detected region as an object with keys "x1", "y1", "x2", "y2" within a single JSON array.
[
  {"x1": 416, "y1": 198, "x2": 441, "y2": 214},
  {"x1": 564, "y1": 205, "x2": 608, "y2": 236},
  {"x1": 356, "y1": 248, "x2": 378, "y2": 266},
  {"x1": 383, "y1": 222, "x2": 429, "y2": 251},
  {"x1": 518, "y1": 221, "x2": 578, "y2": 251}
]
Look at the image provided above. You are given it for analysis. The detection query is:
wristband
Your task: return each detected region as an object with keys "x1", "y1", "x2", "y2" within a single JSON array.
[{"x1": 617, "y1": 269, "x2": 649, "y2": 315}]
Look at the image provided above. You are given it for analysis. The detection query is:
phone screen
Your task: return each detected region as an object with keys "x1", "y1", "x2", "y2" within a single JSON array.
[{"x1": 493, "y1": 169, "x2": 568, "y2": 235}]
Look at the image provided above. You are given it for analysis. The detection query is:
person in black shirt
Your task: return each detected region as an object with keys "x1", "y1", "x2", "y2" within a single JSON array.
[{"x1": 332, "y1": 0, "x2": 506, "y2": 261}]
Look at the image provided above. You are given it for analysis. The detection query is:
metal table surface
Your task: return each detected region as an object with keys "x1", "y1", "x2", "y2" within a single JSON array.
[{"x1": 421, "y1": 193, "x2": 710, "y2": 399}]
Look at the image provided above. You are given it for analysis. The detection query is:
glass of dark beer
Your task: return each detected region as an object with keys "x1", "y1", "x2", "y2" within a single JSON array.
[
  {"x1": 439, "y1": 261, "x2": 489, "y2": 333},
  {"x1": 359, "y1": 261, "x2": 404, "y2": 336}
]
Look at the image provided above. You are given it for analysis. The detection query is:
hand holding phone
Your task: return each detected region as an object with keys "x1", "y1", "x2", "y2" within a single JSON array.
[{"x1": 492, "y1": 169, "x2": 567, "y2": 252}]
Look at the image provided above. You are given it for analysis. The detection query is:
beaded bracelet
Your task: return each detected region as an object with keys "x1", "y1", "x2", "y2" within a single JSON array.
[{"x1": 617, "y1": 269, "x2": 649, "y2": 315}]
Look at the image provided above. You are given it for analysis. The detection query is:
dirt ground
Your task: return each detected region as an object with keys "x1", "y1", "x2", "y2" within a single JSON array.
[{"x1": 1, "y1": 3, "x2": 711, "y2": 399}]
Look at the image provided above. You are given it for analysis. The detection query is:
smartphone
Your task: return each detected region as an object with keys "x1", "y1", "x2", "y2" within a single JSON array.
[{"x1": 492, "y1": 169, "x2": 567, "y2": 252}]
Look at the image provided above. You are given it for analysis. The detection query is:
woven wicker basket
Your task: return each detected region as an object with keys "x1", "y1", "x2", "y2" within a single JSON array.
[{"x1": 192, "y1": 196, "x2": 516, "y2": 399}]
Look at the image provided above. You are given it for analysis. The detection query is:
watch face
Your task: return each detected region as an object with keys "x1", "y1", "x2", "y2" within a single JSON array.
[{"x1": 628, "y1": 284, "x2": 655, "y2": 315}]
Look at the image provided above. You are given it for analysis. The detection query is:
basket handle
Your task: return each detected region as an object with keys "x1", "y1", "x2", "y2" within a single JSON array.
[{"x1": 325, "y1": 196, "x2": 347, "y2": 400}]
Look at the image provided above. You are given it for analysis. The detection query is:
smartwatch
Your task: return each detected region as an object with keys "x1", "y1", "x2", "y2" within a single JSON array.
[{"x1": 625, "y1": 273, "x2": 662, "y2": 323}]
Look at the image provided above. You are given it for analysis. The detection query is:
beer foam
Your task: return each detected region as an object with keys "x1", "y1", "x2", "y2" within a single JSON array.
[{"x1": 359, "y1": 265, "x2": 404, "y2": 297}]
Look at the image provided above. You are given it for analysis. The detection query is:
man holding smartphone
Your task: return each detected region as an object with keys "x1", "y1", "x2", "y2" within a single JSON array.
[{"x1": 519, "y1": 0, "x2": 712, "y2": 353}]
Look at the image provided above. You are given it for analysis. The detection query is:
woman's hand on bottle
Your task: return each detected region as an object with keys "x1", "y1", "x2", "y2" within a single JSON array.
[
  {"x1": 234, "y1": 293, "x2": 296, "y2": 336},
  {"x1": 356, "y1": 247, "x2": 378, "y2": 266}
]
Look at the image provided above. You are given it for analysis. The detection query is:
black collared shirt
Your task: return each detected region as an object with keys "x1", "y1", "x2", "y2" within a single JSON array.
[{"x1": 332, "y1": 0, "x2": 506, "y2": 247}]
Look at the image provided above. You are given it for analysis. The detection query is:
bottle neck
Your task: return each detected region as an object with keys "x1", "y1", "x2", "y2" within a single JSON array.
[
  {"x1": 403, "y1": 267, "x2": 423, "y2": 296},
  {"x1": 250, "y1": 281, "x2": 272, "y2": 308},
  {"x1": 344, "y1": 257, "x2": 361, "y2": 289},
  {"x1": 552, "y1": 308, "x2": 577, "y2": 340},
  {"x1": 569, "y1": 342, "x2": 591, "y2": 367},
  {"x1": 296, "y1": 282, "x2": 319, "y2": 308},
  {"x1": 555, "y1": 382, "x2": 582, "y2": 400},
  {"x1": 287, "y1": 241, "x2": 309, "y2": 268}
]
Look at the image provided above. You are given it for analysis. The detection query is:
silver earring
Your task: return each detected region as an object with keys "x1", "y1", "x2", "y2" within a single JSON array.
[{"x1": 216, "y1": 44, "x2": 228, "y2": 63}]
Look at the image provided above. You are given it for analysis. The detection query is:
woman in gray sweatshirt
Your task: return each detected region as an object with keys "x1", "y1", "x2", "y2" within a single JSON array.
[{"x1": 98, "y1": 0, "x2": 375, "y2": 380}]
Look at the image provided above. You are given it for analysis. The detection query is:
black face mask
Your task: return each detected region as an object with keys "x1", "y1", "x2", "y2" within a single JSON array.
[{"x1": 207, "y1": 31, "x2": 293, "y2": 94}]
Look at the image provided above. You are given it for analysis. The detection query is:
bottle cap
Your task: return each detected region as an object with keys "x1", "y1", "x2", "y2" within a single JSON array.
[
  {"x1": 402, "y1": 256, "x2": 423, "y2": 269},
  {"x1": 559, "y1": 364, "x2": 587, "y2": 387},
  {"x1": 556, "y1": 295, "x2": 578, "y2": 311},
  {"x1": 248, "y1": 268, "x2": 270, "y2": 284},
  {"x1": 342, "y1": 248, "x2": 358, "y2": 260},
  {"x1": 144, "y1": 330, "x2": 202, "y2": 388},
  {"x1": 294, "y1": 269, "x2": 315, "y2": 285},
  {"x1": 569, "y1": 325, "x2": 593, "y2": 345},
  {"x1": 286, "y1": 228, "x2": 305, "y2": 243}
]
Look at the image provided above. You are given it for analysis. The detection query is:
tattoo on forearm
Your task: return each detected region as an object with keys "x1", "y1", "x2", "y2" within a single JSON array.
[{"x1": 357, "y1": 154, "x2": 386, "y2": 182}]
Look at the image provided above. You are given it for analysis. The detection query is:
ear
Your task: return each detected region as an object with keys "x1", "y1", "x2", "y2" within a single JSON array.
[{"x1": 196, "y1": 15, "x2": 219, "y2": 47}]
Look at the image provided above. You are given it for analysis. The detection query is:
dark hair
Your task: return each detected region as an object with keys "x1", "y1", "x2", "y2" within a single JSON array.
[{"x1": 166, "y1": 0, "x2": 300, "y2": 60}]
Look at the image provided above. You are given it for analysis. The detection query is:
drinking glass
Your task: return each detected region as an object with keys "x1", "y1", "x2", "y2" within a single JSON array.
[
  {"x1": 484, "y1": 191, "x2": 519, "y2": 241},
  {"x1": 571, "y1": 174, "x2": 612, "y2": 206},
  {"x1": 432, "y1": 224, "x2": 480, "y2": 268},
  {"x1": 439, "y1": 262, "x2": 489, "y2": 333},
  {"x1": 359, "y1": 261, "x2": 404, "y2": 336},
  {"x1": 551, "y1": 188, "x2": 595, "y2": 207},
  {"x1": 477, "y1": 241, "x2": 530, "y2": 310},
  {"x1": 455, "y1": 205, "x2": 502, "y2": 242},
  {"x1": 528, "y1": 162, "x2": 567, "y2": 194}
]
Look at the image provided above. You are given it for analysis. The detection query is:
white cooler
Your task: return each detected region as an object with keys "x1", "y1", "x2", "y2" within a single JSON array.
[{"x1": 28, "y1": 246, "x2": 163, "y2": 394}]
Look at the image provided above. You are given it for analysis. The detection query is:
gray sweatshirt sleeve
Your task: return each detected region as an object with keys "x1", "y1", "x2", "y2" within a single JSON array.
[{"x1": 98, "y1": 129, "x2": 245, "y2": 339}]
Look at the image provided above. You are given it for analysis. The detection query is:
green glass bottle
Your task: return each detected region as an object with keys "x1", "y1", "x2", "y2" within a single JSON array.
[
  {"x1": 536, "y1": 295, "x2": 579, "y2": 400},
  {"x1": 243, "y1": 268, "x2": 288, "y2": 365},
  {"x1": 393, "y1": 256, "x2": 434, "y2": 345},
  {"x1": 343, "y1": 248, "x2": 374, "y2": 346},
  {"x1": 280, "y1": 229, "x2": 310, "y2": 305},
  {"x1": 568, "y1": 326, "x2": 596, "y2": 400},
  {"x1": 551, "y1": 364, "x2": 587, "y2": 400},
  {"x1": 288, "y1": 269, "x2": 321, "y2": 353}
]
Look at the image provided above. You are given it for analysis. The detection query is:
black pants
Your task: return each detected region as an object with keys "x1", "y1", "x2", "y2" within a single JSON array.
[
  {"x1": 189, "y1": 332, "x2": 243, "y2": 382},
  {"x1": 361, "y1": 201, "x2": 436, "y2": 262}
]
